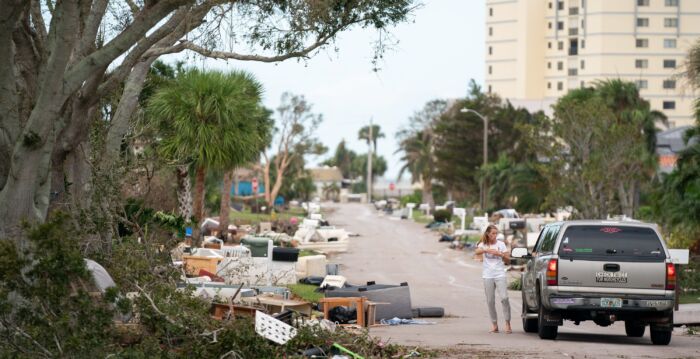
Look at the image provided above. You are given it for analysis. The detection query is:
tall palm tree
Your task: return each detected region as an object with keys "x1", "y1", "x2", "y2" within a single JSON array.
[
  {"x1": 396, "y1": 129, "x2": 435, "y2": 207},
  {"x1": 148, "y1": 69, "x2": 266, "y2": 240},
  {"x1": 358, "y1": 124, "x2": 385, "y2": 152}
]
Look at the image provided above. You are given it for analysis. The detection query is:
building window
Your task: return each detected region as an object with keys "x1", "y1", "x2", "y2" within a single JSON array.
[
  {"x1": 489, "y1": 27, "x2": 493, "y2": 36},
  {"x1": 557, "y1": 21, "x2": 564, "y2": 30},
  {"x1": 548, "y1": 62, "x2": 552, "y2": 69},
  {"x1": 488, "y1": 85, "x2": 492, "y2": 93},
  {"x1": 664, "y1": 59, "x2": 677, "y2": 68},
  {"x1": 489, "y1": 46, "x2": 493, "y2": 55},
  {"x1": 548, "y1": 22, "x2": 552, "y2": 29},
  {"x1": 549, "y1": 2, "x2": 553, "y2": 9},
  {"x1": 558, "y1": 41, "x2": 564, "y2": 50},
  {"x1": 581, "y1": 19, "x2": 586, "y2": 29},
  {"x1": 580, "y1": 60, "x2": 585, "y2": 69},
  {"x1": 489, "y1": 8, "x2": 493, "y2": 16},
  {"x1": 568, "y1": 68, "x2": 578, "y2": 76},
  {"x1": 581, "y1": 39, "x2": 585, "y2": 49},
  {"x1": 637, "y1": 18, "x2": 649, "y2": 27},
  {"x1": 638, "y1": 0, "x2": 649, "y2": 6},
  {"x1": 636, "y1": 80, "x2": 648, "y2": 89},
  {"x1": 548, "y1": 82, "x2": 552, "y2": 89},
  {"x1": 557, "y1": 1, "x2": 564, "y2": 10},
  {"x1": 558, "y1": 61, "x2": 564, "y2": 70},
  {"x1": 488, "y1": 65, "x2": 492, "y2": 75},
  {"x1": 581, "y1": 81, "x2": 585, "y2": 88},
  {"x1": 557, "y1": 82, "x2": 564, "y2": 91},
  {"x1": 569, "y1": 39, "x2": 579, "y2": 55},
  {"x1": 636, "y1": 39, "x2": 649, "y2": 48},
  {"x1": 663, "y1": 101, "x2": 676, "y2": 109},
  {"x1": 664, "y1": 39, "x2": 677, "y2": 48},
  {"x1": 635, "y1": 59, "x2": 649, "y2": 68},
  {"x1": 664, "y1": 18, "x2": 678, "y2": 28},
  {"x1": 663, "y1": 80, "x2": 676, "y2": 89},
  {"x1": 666, "y1": 0, "x2": 679, "y2": 6},
  {"x1": 569, "y1": 7, "x2": 579, "y2": 15},
  {"x1": 581, "y1": 0, "x2": 586, "y2": 7}
]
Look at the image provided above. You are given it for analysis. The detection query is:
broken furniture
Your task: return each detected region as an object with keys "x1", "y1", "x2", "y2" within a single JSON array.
[
  {"x1": 319, "y1": 297, "x2": 367, "y2": 327},
  {"x1": 210, "y1": 303, "x2": 257, "y2": 320},
  {"x1": 182, "y1": 255, "x2": 222, "y2": 276},
  {"x1": 325, "y1": 282, "x2": 413, "y2": 320},
  {"x1": 296, "y1": 254, "x2": 327, "y2": 278},
  {"x1": 241, "y1": 295, "x2": 312, "y2": 316}
]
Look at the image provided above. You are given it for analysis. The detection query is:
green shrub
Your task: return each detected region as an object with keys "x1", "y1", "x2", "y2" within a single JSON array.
[
  {"x1": 508, "y1": 277, "x2": 522, "y2": 291},
  {"x1": 433, "y1": 209, "x2": 452, "y2": 223}
]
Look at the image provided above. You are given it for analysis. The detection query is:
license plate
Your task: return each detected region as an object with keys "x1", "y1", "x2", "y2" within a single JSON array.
[{"x1": 600, "y1": 298, "x2": 622, "y2": 308}]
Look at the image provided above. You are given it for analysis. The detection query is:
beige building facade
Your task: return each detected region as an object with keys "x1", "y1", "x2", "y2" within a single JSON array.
[{"x1": 485, "y1": 0, "x2": 700, "y2": 127}]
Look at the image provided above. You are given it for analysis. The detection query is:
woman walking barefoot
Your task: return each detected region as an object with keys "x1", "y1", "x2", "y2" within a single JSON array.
[{"x1": 474, "y1": 224, "x2": 512, "y2": 333}]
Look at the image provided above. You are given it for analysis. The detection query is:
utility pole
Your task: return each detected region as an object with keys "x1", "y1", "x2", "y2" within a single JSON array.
[{"x1": 367, "y1": 118, "x2": 373, "y2": 203}]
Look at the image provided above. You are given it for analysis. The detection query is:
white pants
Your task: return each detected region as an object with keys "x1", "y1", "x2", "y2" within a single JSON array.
[{"x1": 483, "y1": 277, "x2": 511, "y2": 324}]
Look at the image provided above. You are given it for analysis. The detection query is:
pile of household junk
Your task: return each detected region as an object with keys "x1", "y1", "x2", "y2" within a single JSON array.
[{"x1": 167, "y1": 203, "x2": 366, "y2": 343}]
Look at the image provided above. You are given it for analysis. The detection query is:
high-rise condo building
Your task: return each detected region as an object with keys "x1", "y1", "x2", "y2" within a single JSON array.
[{"x1": 485, "y1": 0, "x2": 699, "y2": 128}]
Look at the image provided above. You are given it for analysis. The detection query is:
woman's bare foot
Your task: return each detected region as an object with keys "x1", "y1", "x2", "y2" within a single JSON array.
[
  {"x1": 489, "y1": 324, "x2": 499, "y2": 333},
  {"x1": 504, "y1": 321, "x2": 512, "y2": 334}
]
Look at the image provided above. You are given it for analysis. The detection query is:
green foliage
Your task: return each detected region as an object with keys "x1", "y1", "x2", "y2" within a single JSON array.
[
  {"x1": 433, "y1": 81, "x2": 542, "y2": 202},
  {"x1": 149, "y1": 68, "x2": 267, "y2": 171},
  {"x1": 650, "y1": 143, "x2": 700, "y2": 252},
  {"x1": 508, "y1": 277, "x2": 523, "y2": 291},
  {"x1": 322, "y1": 139, "x2": 358, "y2": 179},
  {"x1": 352, "y1": 153, "x2": 387, "y2": 181},
  {"x1": 433, "y1": 209, "x2": 452, "y2": 223},
  {"x1": 0, "y1": 214, "x2": 117, "y2": 357},
  {"x1": 523, "y1": 80, "x2": 661, "y2": 218},
  {"x1": 358, "y1": 124, "x2": 385, "y2": 151},
  {"x1": 400, "y1": 190, "x2": 422, "y2": 207},
  {"x1": 479, "y1": 154, "x2": 548, "y2": 213}
]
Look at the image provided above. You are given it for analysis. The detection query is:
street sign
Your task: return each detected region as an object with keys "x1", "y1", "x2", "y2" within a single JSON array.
[
  {"x1": 252, "y1": 177, "x2": 258, "y2": 193},
  {"x1": 389, "y1": 182, "x2": 395, "y2": 191}
]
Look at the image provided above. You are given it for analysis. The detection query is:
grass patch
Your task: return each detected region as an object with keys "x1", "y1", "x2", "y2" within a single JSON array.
[
  {"x1": 299, "y1": 249, "x2": 321, "y2": 257},
  {"x1": 288, "y1": 283, "x2": 324, "y2": 303},
  {"x1": 230, "y1": 207, "x2": 305, "y2": 224},
  {"x1": 412, "y1": 213, "x2": 433, "y2": 224},
  {"x1": 680, "y1": 292, "x2": 700, "y2": 304}
]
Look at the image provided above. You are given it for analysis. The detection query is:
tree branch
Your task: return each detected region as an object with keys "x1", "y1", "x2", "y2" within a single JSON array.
[{"x1": 124, "y1": 0, "x2": 140, "y2": 14}]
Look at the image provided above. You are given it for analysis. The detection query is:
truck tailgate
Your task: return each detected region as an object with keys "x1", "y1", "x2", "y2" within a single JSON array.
[{"x1": 558, "y1": 260, "x2": 667, "y2": 290}]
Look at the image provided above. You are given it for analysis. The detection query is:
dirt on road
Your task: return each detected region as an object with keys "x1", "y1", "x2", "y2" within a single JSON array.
[{"x1": 326, "y1": 203, "x2": 700, "y2": 359}]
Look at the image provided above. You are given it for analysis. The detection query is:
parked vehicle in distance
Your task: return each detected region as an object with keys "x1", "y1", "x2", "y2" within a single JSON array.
[{"x1": 512, "y1": 220, "x2": 675, "y2": 345}]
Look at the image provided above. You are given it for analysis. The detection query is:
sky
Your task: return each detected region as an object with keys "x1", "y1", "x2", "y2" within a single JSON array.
[{"x1": 182, "y1": 1, "x2": 485, "y2": 180}]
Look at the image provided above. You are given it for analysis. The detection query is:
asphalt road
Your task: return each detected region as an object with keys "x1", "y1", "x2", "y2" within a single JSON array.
[{"x1": 326, "y1": 203, "x2": 700, "y2": 358}]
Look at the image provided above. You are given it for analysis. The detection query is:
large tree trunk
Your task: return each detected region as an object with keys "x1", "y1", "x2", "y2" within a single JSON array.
[
  {"x1": 422, "y1": 177, "x2": 434, "y2": 208},
  {"x1": 192, "y1": 165, "x2": 206, "y2": 241},
  {"x1": 218, "y1": 170, "x2": 234, "y2": 236},
  {"x1": 176, "y1": 165, "x2": 193, "y2": 220}
]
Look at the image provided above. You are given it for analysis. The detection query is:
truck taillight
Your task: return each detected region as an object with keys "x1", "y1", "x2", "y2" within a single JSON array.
[
  {"x1": 547, "y1": 259, "x2": 558, "y2": 286},
  {"x1": 666, "y1": 263, "x2": 676, "y2": 290}
]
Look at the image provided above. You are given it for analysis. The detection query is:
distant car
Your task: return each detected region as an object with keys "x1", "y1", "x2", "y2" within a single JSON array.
[{"x1": 513, "y1": 220, "x2": 675, "y2": 345}]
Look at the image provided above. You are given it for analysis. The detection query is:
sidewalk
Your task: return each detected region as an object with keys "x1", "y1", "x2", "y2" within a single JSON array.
[{"x1": 677, "y1": 303, "x2": 700, "y2": 326}]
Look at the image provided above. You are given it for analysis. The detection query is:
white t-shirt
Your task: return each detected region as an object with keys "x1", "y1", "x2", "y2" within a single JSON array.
[{"x1": 478, "y1": 241, "x2": 508, "y2": 279}]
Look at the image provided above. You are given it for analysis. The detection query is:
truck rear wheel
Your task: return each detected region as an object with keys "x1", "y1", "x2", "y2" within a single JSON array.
[
  {"x1": 650, "y1": 326, "x2": 671, "y2": 345},
  {"x1": 522, "y1": 290, "x2": 538, "y2": 333},
  {"x1": 537, "y1": 291, "x2": 558, "y2": 340},
  {"x1": 624, "y1": 321, "x2": 645, "y2": 337}
]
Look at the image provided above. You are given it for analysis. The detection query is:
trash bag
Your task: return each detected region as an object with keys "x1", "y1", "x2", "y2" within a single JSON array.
[
  {"x1": 300, "y1": 276, "x2": 325, "y2": 286},
  {"x1": 328, "y1": 306, "x2": 356, "y2": 324}
]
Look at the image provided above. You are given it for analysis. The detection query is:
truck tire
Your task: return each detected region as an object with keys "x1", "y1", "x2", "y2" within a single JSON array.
[
  {"x1": 650, "y1": 326, "x2": 672, "y2": 345},
  {"x1": 537, "y1": 291, "x2": 558, "y2": 340},
  {"x1": 522, "y1": 290, "x2": 538, "y2": 333},
  {"x1": 624, "y1": 321, "x2": 645, "y2": 337}
]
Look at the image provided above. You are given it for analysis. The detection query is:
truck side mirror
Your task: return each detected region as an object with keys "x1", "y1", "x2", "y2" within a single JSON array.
[{"x1": 511, "y1": 247, "x2": 531, "y2": 259}]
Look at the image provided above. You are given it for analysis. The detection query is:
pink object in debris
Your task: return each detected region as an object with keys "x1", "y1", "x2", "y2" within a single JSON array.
[{"x1": 290, "y1": 217, "x2": 299, "y2": 225}]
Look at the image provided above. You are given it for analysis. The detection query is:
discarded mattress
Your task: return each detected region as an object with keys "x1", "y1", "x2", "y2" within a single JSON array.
[{"x1": 325, "y1": 283, "x2": 413, "y2": 320}]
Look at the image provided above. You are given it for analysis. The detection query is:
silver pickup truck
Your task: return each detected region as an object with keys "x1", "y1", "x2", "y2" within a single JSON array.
[{"x1": 512, "y1": 220, "x2": 675, "y2": 345}]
